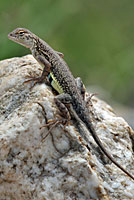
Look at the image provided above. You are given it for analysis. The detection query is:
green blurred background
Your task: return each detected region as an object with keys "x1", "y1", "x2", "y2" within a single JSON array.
[{"x1": 0, "y1": 0, "x2": 134, "y2": 125}]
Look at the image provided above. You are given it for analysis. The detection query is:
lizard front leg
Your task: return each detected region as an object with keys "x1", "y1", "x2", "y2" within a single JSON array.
[{"x1": 24, "y1": 55, "x2": 51, "y2": 86}]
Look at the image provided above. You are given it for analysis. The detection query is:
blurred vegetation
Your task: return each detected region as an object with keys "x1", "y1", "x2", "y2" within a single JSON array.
[{"x1": 0, "y1": 0, "x2": 134, "y2": 107}]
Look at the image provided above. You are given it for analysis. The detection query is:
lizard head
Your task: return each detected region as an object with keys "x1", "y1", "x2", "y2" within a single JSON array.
[{"x1": 8, "y1": 28, "x2": 36, "y2": 48}]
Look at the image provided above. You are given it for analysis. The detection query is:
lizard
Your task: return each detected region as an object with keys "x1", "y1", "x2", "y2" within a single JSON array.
[{"x1": 8, "y1": 28, "x2": 134, "y2": 180}]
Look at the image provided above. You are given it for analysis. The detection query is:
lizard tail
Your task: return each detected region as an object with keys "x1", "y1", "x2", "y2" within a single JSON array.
[{"x1": 84, "y1": 118, "x2": 134, "y2": 180}]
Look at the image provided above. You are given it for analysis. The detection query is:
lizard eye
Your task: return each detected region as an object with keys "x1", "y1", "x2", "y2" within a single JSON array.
[{"x1": 17, "y1": 31, "x2": 25, "y2": 36}]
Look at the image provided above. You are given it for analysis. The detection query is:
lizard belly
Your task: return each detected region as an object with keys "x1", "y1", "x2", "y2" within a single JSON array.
[{"x1": 48, "y1": 72, "x2": 64, "y2": 94}]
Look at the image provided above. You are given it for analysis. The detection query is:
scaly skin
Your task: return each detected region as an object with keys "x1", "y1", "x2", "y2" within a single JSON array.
[{"x1": 8, "y1": 28, "x2": 134, "y2": 180}]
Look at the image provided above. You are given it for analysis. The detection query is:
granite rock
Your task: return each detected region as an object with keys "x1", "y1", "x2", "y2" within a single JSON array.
[{"x1": 0, "y1": 55, "x2": 134, "y2": 200}]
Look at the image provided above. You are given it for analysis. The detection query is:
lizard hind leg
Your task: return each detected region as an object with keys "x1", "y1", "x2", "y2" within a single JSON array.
[
  {"x1": 36, "y1": 94, "x2": 72, "y2": 141},
  {"x1": 75, "y1": 77, "x2": 86, "y2": 100},
  {"x1": 75, "y1": 77, "x2": 98, "y2": 110},
  {"x1": 53, "y1": 93, "x2": 74, "y2": 129},
  {"x1": 75, "y1": 77, "x2": 97, "y2": 106},
  {"x1": 54, "y1": 94, "x2": 72, "y2": 127},
  {"x1": 75, "y1": 77, "x2": 100, "y2": 121},
  {"x1": 35, "y1": 102, "x2": 61, "y2": 141}
]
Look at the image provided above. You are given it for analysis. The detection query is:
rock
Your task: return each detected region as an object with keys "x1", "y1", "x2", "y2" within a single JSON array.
[{"x1": 0, "y1": 55, "x2": 134, "y2": 200}]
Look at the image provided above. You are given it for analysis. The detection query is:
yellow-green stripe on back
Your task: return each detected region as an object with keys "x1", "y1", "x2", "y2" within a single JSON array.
[{"x1": 50, "y1": 72, "x2": 64, "y2": 94}]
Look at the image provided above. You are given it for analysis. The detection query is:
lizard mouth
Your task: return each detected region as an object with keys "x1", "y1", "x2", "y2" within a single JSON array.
[{"x1": 8, "y1": 33, "x2": 30, "y2": 48}]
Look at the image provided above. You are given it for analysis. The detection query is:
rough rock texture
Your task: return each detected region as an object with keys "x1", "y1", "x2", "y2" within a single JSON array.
[{"x1": 0, "y1": 55, "x2": 134, "y2": 200}]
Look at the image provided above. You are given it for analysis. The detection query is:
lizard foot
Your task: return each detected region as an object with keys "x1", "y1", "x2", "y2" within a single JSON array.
[{"x1": 23, "y1": 75, "x2": 45, "y2": 88}]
